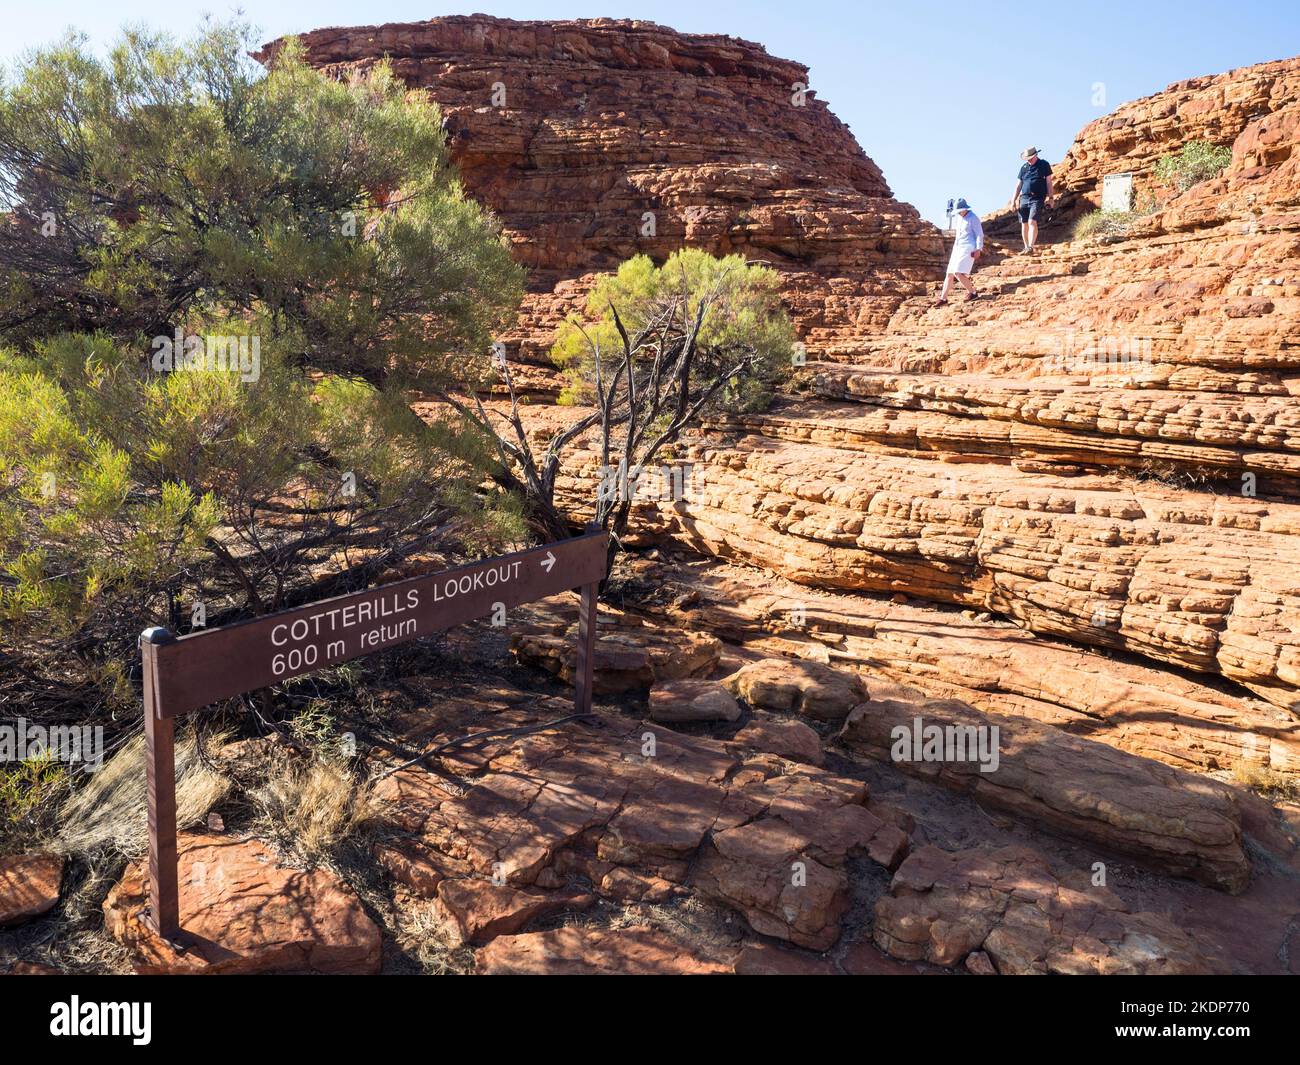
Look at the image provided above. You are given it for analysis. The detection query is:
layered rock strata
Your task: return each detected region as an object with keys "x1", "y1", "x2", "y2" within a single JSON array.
[
  {"x1": 838, "y1": 677, "x2": 1250, "y2": 892},
  {"x1": 263, "y1": 15, "x2": 944, "y2": 374}
]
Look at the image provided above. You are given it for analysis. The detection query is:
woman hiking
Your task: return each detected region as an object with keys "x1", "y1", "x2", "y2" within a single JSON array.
[{"x1": 934, "y1": 198, "x2": 983, "y2": 307}]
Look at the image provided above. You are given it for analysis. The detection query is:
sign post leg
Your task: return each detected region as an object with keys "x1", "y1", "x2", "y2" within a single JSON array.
[
  {"x1": 141, "y1": 630, "x2": 181, "y2": 942},
  {"x1": 574, "y1": 581, "x2": 598, "y2": 714}
]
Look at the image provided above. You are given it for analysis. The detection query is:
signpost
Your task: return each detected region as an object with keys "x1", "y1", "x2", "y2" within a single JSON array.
[{"x1": 137, "y1": 529, "x2": 607, "y2": 943}]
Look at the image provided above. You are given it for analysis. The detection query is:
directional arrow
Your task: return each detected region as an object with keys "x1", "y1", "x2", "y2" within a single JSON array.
[{"x1": 540, "y1": 550, "x2": 556, "y2": 573}]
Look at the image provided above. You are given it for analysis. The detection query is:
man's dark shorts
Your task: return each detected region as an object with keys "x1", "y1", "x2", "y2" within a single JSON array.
[{"x1": 1018, "y1": 199, "x2": 1043, "y2": 223}]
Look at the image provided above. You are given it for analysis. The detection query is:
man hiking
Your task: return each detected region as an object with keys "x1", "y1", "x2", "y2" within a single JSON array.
[
  {"x1": 934, "y1": 198, "x2": 983, "y2": 307},
  {"x1": 1013, "y1": 146, "x2": 1054, "y2": 253}
]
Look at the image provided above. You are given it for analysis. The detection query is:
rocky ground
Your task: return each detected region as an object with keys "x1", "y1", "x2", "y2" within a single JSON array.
[{"x1": 5, "y1": 566, "x2": 1293, "y2": 975}]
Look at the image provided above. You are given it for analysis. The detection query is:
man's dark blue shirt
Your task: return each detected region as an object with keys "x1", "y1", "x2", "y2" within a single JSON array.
[{"x1": 1019, "y1": 158, "x2": 1052, "y2": 200}]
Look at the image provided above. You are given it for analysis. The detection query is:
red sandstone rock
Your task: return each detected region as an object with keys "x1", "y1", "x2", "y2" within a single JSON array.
[
  {"x1": 434, "y1": 878, "x2": 592, "y2": 945},
  {"x1": 693, "y1": 764, "x2": 908, "y2": 949},
  {"x1": 839, "y1": 678, "x2": 1250, "y2": 893},
  {"x1": 511, "y1": 609, "x2": 720, "y2": 693},
  {"x1": 102, "y1": 833, "x2": 381, "y2": 974},
  {"x1": 731, "y1": 940, "x2": 837, "y2": 975},
  {"x1": 642, "y1": 560, "x2": 1300, "y2": 777},
  {"x1": 372, "y1": 706, "x2": 904, "y2": 951},
  {"x1": 649, "y1": 678, "x2": 741, "y2": 722},
  {"x1": 875, "y1": 844, "x2": 1212, "y2": 975},
  {"x1": 0, "y1": 854, "x2": 63, "y2": 927},
  {"x1": 732, "y1": 717, "x2": 825, "y2": 766},
  {"x1": 1051, "y1": 58, "x2": 1300, "y2": 211},
  {"x1": 724, "y1": 657, "x2": 867, "y2": 722},
  {"x1": 597, "y1": 866, "x2": 676, "y2": 903},
  {"x1": 262, "y1": 15, "x2": 944, "y2": 368},
  {"x1": 375, "y1": 838, "x2": 472, "y2": 896},
  {"x1": 474, "y1": 924, "x2": 728, "y2": 974}
]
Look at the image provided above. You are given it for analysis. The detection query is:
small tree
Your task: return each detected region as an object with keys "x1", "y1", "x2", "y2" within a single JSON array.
[
  {"x1": 0, "y1": 21, "x2": 526, "y2": 715},
  {"x1": 0, "y1": 21, "x2": 522, "y2": 387},
  {"x1": 0, "y1": 331, "x2": 512, "y2": 714},
  {"x1": 442, "y1": 250, "x2": 795, "y2": 579}
]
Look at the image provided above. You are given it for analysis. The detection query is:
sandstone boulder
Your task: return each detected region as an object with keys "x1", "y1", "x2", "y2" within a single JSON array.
[
  {"x1": 725, "y1": 658, "x2": 867, "y2": 722},
  {"x1": 433, "y1": 878, "x2": 592, "y2": 946},
  {"x1": 839, "y1": 679, "x2": 1250, "y2": 893},
  {"x1": 648, "y1": 678, "x2": 742, "y2": 723},
  {"x1": 0, "y1": 854, "x2": 63, "y2": 927},
  {"x1": 693, "y1": 766, "x2": 908, "y2": 950},
  {"x1": 103, "y1": 833, "x2": 381, "y2": 974},
  {"x1": 512, "y1": 614, "x2": 720, "y2": 693},
  {"x1": 732, "y1": 717, "x2": 825, "y2": 766}
]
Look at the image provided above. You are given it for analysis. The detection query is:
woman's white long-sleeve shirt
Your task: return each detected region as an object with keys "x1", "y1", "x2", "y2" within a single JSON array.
[
  {"x1": 945, "y1": 210, "x2": 984, "y2": 275},
  {"x1": 952, "y1": 210, "x2": 984, "y2": 252}
]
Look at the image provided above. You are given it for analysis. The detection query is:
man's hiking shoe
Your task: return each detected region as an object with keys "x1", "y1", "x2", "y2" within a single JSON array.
[
  {"x1": 965, "y1": 291, "x2": 980, "y2": 302},
  {"x1": 933, "y1": 297, "x2": 948, "y2": 308}
]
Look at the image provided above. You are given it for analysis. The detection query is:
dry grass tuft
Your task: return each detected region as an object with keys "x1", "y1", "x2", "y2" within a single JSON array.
[
  {"x1": 1232, "y1": 762, "x2": 1300, "y2": 803},
  {"x1": 58, "y1": 730, "x2": 230, "y2": 859},
  {"x1": 390, "y1": 895, "x2": 474, "y2": 975},
  {"x1": 248, "y1": 753, "x2": 378, "y2": 862}
]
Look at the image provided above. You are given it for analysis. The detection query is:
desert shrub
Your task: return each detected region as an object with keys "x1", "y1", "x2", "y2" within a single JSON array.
[
  {"x1": 1231, "y1": 762, "x2": 1300, "y2": 802},
  {"x1": 0, "y1": 753, "x2": 68, "y2": 847},
  {"x1": 1154, "y1": 139, "x2": 1233, "y2": 193},
  {"x1": 0, "y1": 331, "x2": 487, "y2": 713},
  {"x1": 552, "y1": 248, "x2": 794, "y2": 414},
  {"x1": 448, "y1": 250, "x2": 795, "y2": 568},
  {"x1": 0, "y1": 20, "x2": 528, "y2": 720},
  {"x1": 0, "y1": 21, "x2": 522, "y2": 385}
]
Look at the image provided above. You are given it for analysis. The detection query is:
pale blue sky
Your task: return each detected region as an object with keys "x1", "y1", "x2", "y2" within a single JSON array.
[{"x1": 5, "y1": 1, "x2": 1298, "y2": 224}]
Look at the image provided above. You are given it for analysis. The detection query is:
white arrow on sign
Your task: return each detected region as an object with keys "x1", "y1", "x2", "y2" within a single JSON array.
[{"x1": 540, "y1": 550, "x2": 556, "y2": 573}]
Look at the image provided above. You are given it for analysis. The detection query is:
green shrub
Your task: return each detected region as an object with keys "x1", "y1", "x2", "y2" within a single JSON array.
[
  {"x1": 0, "y1": 331, "x2": 488, "y2": 712},
  {"x1": 1154, "y1": 140, "x2": 1233, "y2": 193},
  {"x1": 0, "y1": 21, "x2": 523, "y2": 388},
  {"x1": 0, "y1": 753, "x2": 67, "y2": 842},
  {"x1": 0, "y1": 20, "x2": 530, "y2": 714},
  {"x1": 551, "y1": 248, "x2": 795, "y2": 413}
]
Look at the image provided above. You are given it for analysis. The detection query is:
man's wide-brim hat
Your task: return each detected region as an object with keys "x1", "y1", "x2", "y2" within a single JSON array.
[
  {"x1": 954, "y1": 198, "x2": 971, "y2": 211},
  {"x1": 1021, "y1": 146, "x2": 1040, "y2": 159}
]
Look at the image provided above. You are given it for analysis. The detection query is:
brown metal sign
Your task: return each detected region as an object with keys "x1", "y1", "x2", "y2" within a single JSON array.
[
  {"x1": 148, "y1": 530, "x2": 607, "y2": 717},
  {"x1": 138, "y1": 529, "x2": 607, "y2": 944}
]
